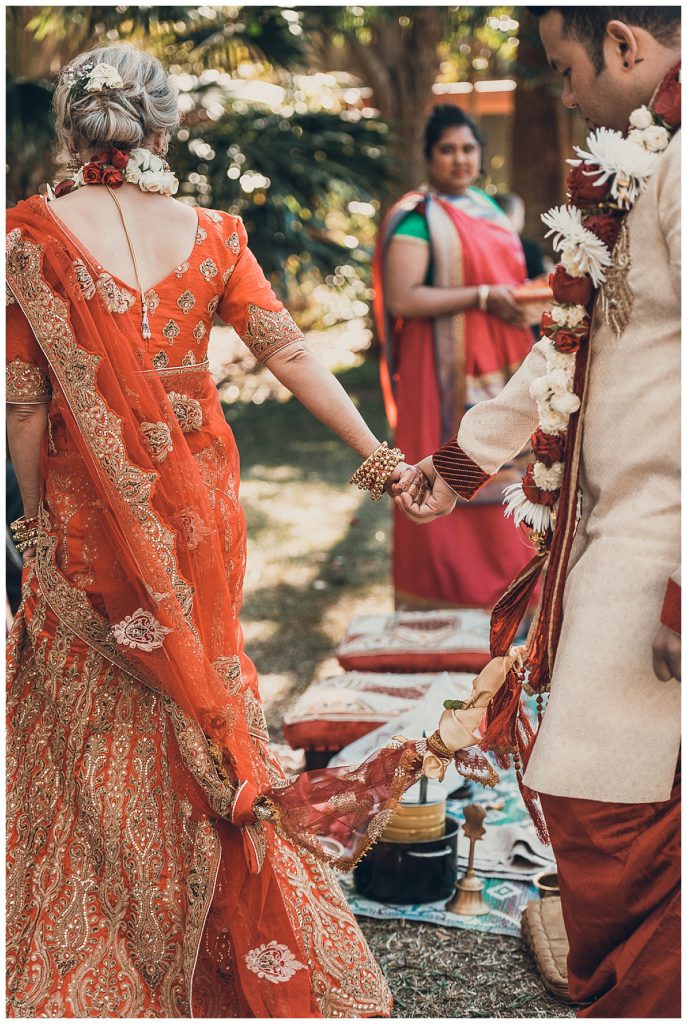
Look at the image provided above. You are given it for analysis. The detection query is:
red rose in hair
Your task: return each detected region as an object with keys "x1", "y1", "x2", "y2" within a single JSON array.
[
  {"x1": 54, "y1": 179, "x2": 76, "y2": 198},
  {"x1": 109, "y1": 148, "x2": 130, "y2": 170},
  {"x1": 531, "y1": 428, "x2": 565, "y2": 466},
  {"x1": 521, "y1": 463, "x2": 559, "y2": 507},
  {"x1": 566, "y1": 162, "x2": 609, "y2": 208},
  {"x1": 102, "y1": 167, "x2": 124, "y2": 187},
  {"x1": 553, "y1": 330, "x2": 582, "y2": 354},
  {"x1": 551, "y1": 266, "x2": 593, "y2": 307},
  {"x1": 653, "y1": 64, "x2": 681, "y2": 129},
  {"x1": 82, "y1": 162, "x2": 103, "y2": 185},
  {"x1": 583, "y1": 213, "x2": 622, "y2": 251}
]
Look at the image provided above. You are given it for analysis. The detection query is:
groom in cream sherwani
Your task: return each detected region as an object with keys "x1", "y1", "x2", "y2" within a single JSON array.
[{"x1": 396, "y1": 7, "x2": 681, "y2": 1017}]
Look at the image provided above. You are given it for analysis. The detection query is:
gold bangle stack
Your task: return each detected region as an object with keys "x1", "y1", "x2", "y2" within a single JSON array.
[
  {"x1": 10, "y1": 515, "x2": 39, "y2": 553},
  {"x1": 349, "y1": 441, "x2": 405, "y2": 500}
]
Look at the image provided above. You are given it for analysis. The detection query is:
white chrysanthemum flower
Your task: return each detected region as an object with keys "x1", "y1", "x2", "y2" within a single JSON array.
[
  {"x1": 546, "y1": 367, "x2": 574, "y2": 395},
  {"x1": 573, "y1": 127, "x2": 659, "y2": 208},
  {"x1": 542, "y1": 204, "x2": 611, "y2": 287},
  {"x1": 550, "y1": 303, "x2": 586, "y2": 328},
  {"x1": 530, "y1": 376, "x2": 551, "y2": 402},
  {"x1": 629, "y1": 105, "x2": 653, "y2": 130},
  {"x1": 533, "y1": 461, "x2": 564, "y2": 491},
  {"x1": 550, "y1": 390, "x2": 581, "y2": 415},
  {"x1": 642, "y1": 125, "x2": 670, "y2": 152},
  {"x1": 503, "y1": 483, "x2": 555, "y2": 532},
  {"x1": 85, "y1": 62, "x2": 124, "y2": 92}
]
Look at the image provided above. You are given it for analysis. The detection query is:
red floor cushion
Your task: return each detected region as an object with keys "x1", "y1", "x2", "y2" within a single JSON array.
[
  {"x1": 282, "y1": 671, "x2": 440, "y2": 753},
  {"x1": 336, "y1": 609, "x2": 492, "y2": 673}
]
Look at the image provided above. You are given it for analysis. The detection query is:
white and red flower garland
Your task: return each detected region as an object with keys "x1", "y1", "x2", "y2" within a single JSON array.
[
  {"x1": 52, "y1": 146, "x2": 179, "y2": 199},
  {"x1": 504, "y1": 64, "x2": 681, "y2": 545}
]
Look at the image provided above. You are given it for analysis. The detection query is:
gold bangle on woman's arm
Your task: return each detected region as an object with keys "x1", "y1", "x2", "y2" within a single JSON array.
[
  {"x1": 349, "y1": 441, "x2": 405, "y2": 500},
  {"x1": 10, "y1": 514, "x2": 39, "y2": 553}
]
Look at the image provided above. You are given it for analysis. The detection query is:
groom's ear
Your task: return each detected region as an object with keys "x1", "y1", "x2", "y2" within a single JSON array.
[{"x1": 605, "y1": 20, "x2": 640, "y2": 72}]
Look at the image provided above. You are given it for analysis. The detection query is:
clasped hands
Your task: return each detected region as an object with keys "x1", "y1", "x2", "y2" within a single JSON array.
[{"x1": 386, "y1": 456, "x2": 458, "y2": 523}]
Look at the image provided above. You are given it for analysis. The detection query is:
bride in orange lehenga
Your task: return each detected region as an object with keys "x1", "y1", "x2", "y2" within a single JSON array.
[{"x1": 6, "y1": 45, "x2": 435, "y2": 1018}]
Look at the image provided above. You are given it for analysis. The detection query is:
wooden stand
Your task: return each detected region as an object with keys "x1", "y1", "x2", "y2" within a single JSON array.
[{"x1": 445, "y1": 803, "x2": 489, "y2": 917}]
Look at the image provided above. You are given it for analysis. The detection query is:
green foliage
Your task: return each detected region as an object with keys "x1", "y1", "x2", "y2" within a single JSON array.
[{"x1": 173, "y1": 93, "x2": 392, "y2": 290}]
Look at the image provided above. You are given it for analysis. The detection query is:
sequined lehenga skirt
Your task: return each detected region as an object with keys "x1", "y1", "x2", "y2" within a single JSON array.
[{"x1": 6, "y1": 568, "x2": 391, "y2": 1018}]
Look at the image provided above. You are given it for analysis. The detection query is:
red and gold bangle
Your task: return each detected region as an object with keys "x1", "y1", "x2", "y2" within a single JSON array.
[{"x1": 349, "y1": 441, "x2": 405, "y2": 501}]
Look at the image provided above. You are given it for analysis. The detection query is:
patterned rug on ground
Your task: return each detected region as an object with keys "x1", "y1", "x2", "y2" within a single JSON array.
[{"x1": 339, "y1": 767, "x2": 555, "y2": 938}]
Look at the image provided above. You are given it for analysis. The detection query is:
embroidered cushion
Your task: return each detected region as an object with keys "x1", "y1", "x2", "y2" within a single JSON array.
[
  {"x1": 336, "y1": 609, "x2": 492, "y2": 673},
  {"x1": 282, "y1": 671, "x2": 441, "y2": 753}
]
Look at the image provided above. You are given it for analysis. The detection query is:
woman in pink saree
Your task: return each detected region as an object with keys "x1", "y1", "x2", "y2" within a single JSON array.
[{"x1": 374, "y1": 105, "x2": 536, "y2": 609}]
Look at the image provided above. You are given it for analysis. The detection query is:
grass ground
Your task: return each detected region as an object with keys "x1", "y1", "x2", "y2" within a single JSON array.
[{"x1": 217, "y1": 325, "x2": 574, "y2": 1019}]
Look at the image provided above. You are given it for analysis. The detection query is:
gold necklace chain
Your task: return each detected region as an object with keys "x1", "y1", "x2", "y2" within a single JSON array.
[{"x1": 105, "y1": 185, "x2": 152, "y2": 340}]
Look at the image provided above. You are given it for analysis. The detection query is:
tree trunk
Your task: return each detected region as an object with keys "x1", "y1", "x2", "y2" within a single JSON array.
[{"x1": 510, "y1": 10, "x2": 568, "y2": 251}]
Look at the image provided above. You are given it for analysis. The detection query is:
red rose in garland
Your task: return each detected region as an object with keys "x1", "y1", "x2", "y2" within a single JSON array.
[
  {"x1": 566, "y1": 162, "x2": 609, "y2": 208},
  {"x1": 54, "y1": 179, "x2": 76, "y2": 198},
  {"x1": 521, "y1": 463, "x2": 559, "y2": 507},
  {"x1": 552, "y1": 330, "x2": 582, "y2": 355},
  {"x1": 583, "y1": 213, "x2": 623, "y2": 252},
  {"x1": 82, "y1": 163, "x2": 103, "y2": 185},
  {"x1": 102, "y1": 167, "x2": 125, "y2": 187},
  {"x1": 551, "y1": 266, "x2": 594, "y2": 308},
  {"x1": 531, "y1": 429, "x2": 566, "y2": 467},
  {"x1": 109, "y1": 148, "x2": 130, "y2": 170},
  {"x1": 654, "y1": 63, "x2": 681, "y2": 128}
]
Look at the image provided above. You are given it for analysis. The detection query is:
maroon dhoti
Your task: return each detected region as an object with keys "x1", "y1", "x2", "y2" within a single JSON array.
[{"x1": 539, "y1": 768, "x2": 680, "y2": 1018}]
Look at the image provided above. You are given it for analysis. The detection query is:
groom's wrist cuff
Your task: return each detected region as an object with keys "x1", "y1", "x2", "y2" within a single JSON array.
[
  {"x1": 660, "y1": 578, "x2": 681, "y2": 636},
  {"x1": 432, "y1": 438, "x2": 490, "y2": 500}
]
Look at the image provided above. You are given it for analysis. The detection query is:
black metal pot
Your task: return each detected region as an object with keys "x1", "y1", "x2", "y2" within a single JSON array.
[{"x1": 354, "y1": 817, "x2": 459, "y2": 904}]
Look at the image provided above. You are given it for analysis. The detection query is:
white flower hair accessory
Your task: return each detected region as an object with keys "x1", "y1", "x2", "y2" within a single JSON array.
[{"x1": 65, "y1": 60, "x2": 124, "y2": 100}]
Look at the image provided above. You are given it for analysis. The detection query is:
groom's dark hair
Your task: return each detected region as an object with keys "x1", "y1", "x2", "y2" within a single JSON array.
[{"x1": 527, "y1": 8, "x2": 681, "y2": 72}]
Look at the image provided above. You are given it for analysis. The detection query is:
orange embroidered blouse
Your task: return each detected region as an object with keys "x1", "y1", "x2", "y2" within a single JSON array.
[{"x1": 6, "y1": 199, "x2": 303, "y2": 404}]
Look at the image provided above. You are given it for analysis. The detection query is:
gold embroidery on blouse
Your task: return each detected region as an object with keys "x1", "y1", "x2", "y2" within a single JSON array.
[
  {"x1": 112, "y1": 607, "x2": 172, "y2": 651},
  {"x1": 181, "y1": 350, "x2": 197, "y2": 366},
  {"x1": 6, "y1": 357, "x2": 52, "y2": 403},
  {"x1": 204, "y1": 209, "x2": 223, "y2": 224},
  {"x1": 73, "y1": 260, "x2": 96, "y2": 300},
  {"x1": 162, "y1": 319, "x2": 181, "y2": 343},
  {"x1": 168, "y1": 392, "x2": 203, "y2": 434},
  {"x1": 226, "y1": 231, "x2": 240, "y2": 255},
  {"x1": 599, "y1": 220, "x2": 633, "y2": 340},
  {"x1": 193, "y1": 321, "x2": 207, "y2": 343},
  {"x1": 153, "y1": 350, "x2": 170, "y2": 369},
  {"x1": 213, "y1": 655, "x2": 243, "y2": 696},
  {"x1": 199, "y1": 258, "x2": 219, "y2": 281},
  {"x1": 207, "y1": 295, "x2": 220, "y2": 316},
  {"x1": 6, "y1": 281, "x2": 16, "y2": 305},
  {"x1": 175, "y1": 261, "x2": 190, "y2": 278},
  {"x1": 240, "y1": 304, "x2": 304, "y2": 363},
  {"x1": 141, "y1": 420, "x2": 174, "y2": 462},
  {"x1": 145, "y1": 289, "x2": 161, "y2": 316},
  {"x1": 177, "y1": 289, "x2": 196, "y2": 315},
  {"x1": 96, "y1": 273, "x2": 136, "y2": 314},
  {"x1": 223, "y1": 265, "x2": 235, "y2": 285},
  {"x1": 195, "y1": 226, "x2": 208, "y2": 244}
]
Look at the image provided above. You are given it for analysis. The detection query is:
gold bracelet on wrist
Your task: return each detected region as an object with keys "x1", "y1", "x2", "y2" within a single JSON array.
[
  {"x1": 349, "y1": 441, "x2": 405, "y2": 501},
  {"x1": 10, "y1": 515, "x2": 39, "y2": 552}
]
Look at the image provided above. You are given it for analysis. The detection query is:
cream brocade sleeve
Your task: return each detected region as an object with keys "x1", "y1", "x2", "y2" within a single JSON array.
[{"x1": 433, "y1": 339, "x2": 548, "y2": 497}]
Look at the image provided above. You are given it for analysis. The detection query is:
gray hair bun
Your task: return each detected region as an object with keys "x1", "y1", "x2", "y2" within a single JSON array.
[{"x1": 54, "y1": 44, "x2": 180, "y2": 157}]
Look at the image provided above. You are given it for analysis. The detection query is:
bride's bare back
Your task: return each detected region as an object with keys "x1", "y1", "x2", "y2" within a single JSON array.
[{"x1": 49, "y1": 183, "x2": 198, "y2": 293}]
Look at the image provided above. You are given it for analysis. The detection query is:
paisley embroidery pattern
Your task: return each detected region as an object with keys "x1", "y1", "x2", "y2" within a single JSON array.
[
  {"x1": 113, "y1": 608, "x2": 172, "y2": 651},
  {"x1": 182, "y1": 350, "x2": 197, "y2": 366},
  {"x1": 177, "y1": 289, "x2": 196, "y2": 315},
  {"x1": 145, "y1": 289, "x2": 161, "y2": 316},
  {"x1": 193, "y1": 321, "x2": 207, "y2": 343},
  {"x1": 73, "y1": 259, "x2": 96, "y2": 300},
  {"x1": 162, "y1": 318, "x2": 181, "y2": 343},
  {"x1": 195, "y1": 226, "x2": 208, "y2": 245},
  {"x1": 175, "y1": 261, "x2": 190, "y2": 278},
  {"x1": 96, "y1": 273, "x2": 136, "y2": 314},
  {"x1": 168, "y1": 391, "x2": 203, "y2": 433},
  {"x1": 141, "y1": 420, "x2": 174, "y2": 462},
  {"x1": 226, "y1": 231, "x2": 241, "y2": 255},
  {"x1": 152, "y1": 350, "x2": 170, "y2": 369},
  {"x1": 199, "y1": 257, "x2": 219, "y2": 281},
  {"x1": 244, "y1": 941, "x2": 306, "y2": 984},
  {"x1": 208, "y1": 295, "x2": 220, "y2": 316}
]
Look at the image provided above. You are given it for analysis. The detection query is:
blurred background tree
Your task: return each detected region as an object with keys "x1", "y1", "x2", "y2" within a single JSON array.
[{"x1": 7, "y1": 6, "x2": 578, "y2": 311}]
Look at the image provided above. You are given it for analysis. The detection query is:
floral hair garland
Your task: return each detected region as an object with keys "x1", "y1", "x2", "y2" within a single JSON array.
[
  {"x1": 65, "y1": 60, "x2": 124, "y2": 100},
  {"x1": 53, "y1": 147, "x2": 179, "y2": 199},
  {"x1": 503, "y1": 63, "x2": 681, "y2": 549}
]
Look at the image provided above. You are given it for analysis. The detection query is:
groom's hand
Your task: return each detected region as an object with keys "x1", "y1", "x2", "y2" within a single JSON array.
[
  {"x1": 385, "y1": 461, "x2": 428, "y2": 502},
  {"x1": 393, "y1": 457, "x2": 458, "y2": 523},
  {"x1": 652, "y1": 624, "x2": 681, "y2": 683}
]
